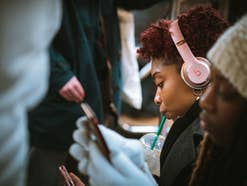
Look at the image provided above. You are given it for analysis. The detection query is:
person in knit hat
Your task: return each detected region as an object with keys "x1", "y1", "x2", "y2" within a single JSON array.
[{"x1": 189, "y1": 14, "x2": 247, "y2": 186}]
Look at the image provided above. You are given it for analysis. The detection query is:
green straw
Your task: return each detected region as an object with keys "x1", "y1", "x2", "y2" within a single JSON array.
[{"x1": 151, "y1": 116, "x2": 166, "y2": 150}]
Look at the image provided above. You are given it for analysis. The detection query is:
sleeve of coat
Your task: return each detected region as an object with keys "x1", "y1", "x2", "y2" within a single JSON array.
[
  {"x1": 49, "y1": 47, "x2": 75, "y2": 94},
  {"x1": 116, "y1": 0, "x2": 165, "y2": 10}
]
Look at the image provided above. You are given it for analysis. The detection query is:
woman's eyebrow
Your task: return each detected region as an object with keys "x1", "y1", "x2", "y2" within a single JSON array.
[{"x1": 151, "y1": 72, "x2": 160, "y2": 81}]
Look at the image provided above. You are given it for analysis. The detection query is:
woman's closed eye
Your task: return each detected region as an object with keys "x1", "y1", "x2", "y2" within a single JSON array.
[{"x1": 156, "y1": 81, "x2": 164, "y2": 89}]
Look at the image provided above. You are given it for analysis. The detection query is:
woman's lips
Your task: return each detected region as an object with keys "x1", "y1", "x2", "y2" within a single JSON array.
[
  {"x1": 160, "y1": 109, "x2": 167, "y2": 116},
  {"x1": 162, "y1": 112, "x2": 176, "y2": 120}
]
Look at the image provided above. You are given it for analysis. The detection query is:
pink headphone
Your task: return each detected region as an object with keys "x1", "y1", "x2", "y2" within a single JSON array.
[{"x1": 169, "y1": 20, "x2": 211, "y2": 89}]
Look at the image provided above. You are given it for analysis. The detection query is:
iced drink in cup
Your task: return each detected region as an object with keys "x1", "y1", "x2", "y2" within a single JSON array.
[{"x1": 140, "y1": 133, "x2": 165, "y2": 176}]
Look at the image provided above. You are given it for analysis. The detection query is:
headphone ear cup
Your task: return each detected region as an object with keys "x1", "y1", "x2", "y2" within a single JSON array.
[{"x1": 181, "y1": 57, "x2": 211, "y2": 89}]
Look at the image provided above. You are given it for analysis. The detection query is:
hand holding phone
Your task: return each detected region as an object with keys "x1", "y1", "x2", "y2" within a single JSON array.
[
  {"x1": 59, "y1": 165, "x2": 75, "y2": 186},
  {"x1": 80, "y1": 102, "x2": 111, "y2": 162}
]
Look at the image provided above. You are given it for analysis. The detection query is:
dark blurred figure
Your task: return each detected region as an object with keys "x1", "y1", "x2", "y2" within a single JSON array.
[{"x1": 27, "y1": 0, "x2": 165, "y2": 186}]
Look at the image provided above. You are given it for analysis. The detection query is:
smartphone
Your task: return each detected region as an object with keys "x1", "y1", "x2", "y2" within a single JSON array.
[
  {"x1": 59, "y1": 165, "x2": 75, "y2": 186},
  {"x1": 80, "y1": 102, "x2": 111, "y2": 162}
]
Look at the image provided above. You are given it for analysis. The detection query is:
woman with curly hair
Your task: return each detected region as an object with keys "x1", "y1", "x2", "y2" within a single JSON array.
[
  {"x1": 137, "y1": 5, "x2": 228, "y2": 186},
  {"x1": 68, "y1": 5, "x2": 228, "y2": 186},
  {"x1": 190, "y1": 15, "x2": 247, "y2": 186}
]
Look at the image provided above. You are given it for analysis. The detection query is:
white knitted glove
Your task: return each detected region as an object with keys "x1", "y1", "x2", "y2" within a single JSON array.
[{"x1": 69, "y1": 116, "x2": 157, "y2": 186}]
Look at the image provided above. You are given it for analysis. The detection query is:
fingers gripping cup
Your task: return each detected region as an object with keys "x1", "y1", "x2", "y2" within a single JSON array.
[{"x1": 140, "y1": 133, "x2": 165, "y2": 176}]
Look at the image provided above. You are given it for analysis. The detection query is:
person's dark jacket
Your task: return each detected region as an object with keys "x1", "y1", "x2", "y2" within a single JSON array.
[
  {"x1": 28, "y1": 0, "x2": 164, "y2": 150},
  {"x1": 28, "y1": 0, "x2": 104, "y2": 150},
  {"x1": 159, "y1": 101, "x2": 203, "y2": 186}
]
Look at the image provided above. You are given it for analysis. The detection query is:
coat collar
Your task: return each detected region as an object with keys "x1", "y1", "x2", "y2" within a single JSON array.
[
  {"x1": 160, "y1": 101, "x2": 201, "y2": 165},
  {"x1": 159, "y1": 101, "x2": 203, "y2": 186}
]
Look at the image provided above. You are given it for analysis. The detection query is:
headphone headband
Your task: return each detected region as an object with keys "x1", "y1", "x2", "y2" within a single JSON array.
[{"x1": 169, "y1": 20, "x2": 197, "y2": 65}]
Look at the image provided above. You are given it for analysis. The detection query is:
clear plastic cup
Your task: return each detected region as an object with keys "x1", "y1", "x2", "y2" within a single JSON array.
[{"x1": 139, "y1": 133, "x2": 165, "y2": 176}]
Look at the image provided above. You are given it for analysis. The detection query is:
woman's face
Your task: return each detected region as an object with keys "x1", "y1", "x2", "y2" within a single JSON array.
[
  {"x1": 199, "y1": 67, "x2": 246, "y2": 147},
  {"x1": 151, "y1": 58, "x2": 196, "y2": 121}
]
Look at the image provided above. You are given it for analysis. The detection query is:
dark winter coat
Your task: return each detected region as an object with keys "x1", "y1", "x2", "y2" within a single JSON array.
[{"x1": 159, "y1": 101, "x2": 203, "y2": 186}]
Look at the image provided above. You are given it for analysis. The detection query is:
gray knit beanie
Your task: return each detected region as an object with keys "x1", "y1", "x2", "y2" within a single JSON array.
[{"x1": 207, "y1": 15, "x2": 247, "y2": 99}]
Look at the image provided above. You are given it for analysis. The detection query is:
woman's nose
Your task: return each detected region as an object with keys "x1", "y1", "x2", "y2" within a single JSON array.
[
  {"x1": 154, "y1": 89, "x2": 161, "y2": 105},
  {"x1": 199, "y1": 85, "x2": 216, "y2": 113}
]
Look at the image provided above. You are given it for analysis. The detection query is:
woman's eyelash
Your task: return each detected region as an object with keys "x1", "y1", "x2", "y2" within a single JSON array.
[{"x1": 157, "y1": 82, "x2": 164, "y2": 88}]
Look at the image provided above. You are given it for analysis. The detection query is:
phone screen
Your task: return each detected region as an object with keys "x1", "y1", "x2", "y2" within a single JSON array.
[{"x1": 80, "y1": 102, "x2": 111, "y2": 162}]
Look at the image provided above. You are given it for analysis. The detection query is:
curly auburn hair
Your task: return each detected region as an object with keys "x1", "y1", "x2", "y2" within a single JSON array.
[{"x1": 137, "y1": 5, "x2": 228, "y2": 67}]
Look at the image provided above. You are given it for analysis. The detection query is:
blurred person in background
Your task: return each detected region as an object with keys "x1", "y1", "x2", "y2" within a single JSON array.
[
  {"x1": 0, "y1": 1, "x2": 61, "y2": 186},
  {"x1": 27, "y1": 1, "x2": 103, "y2": 185}
]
